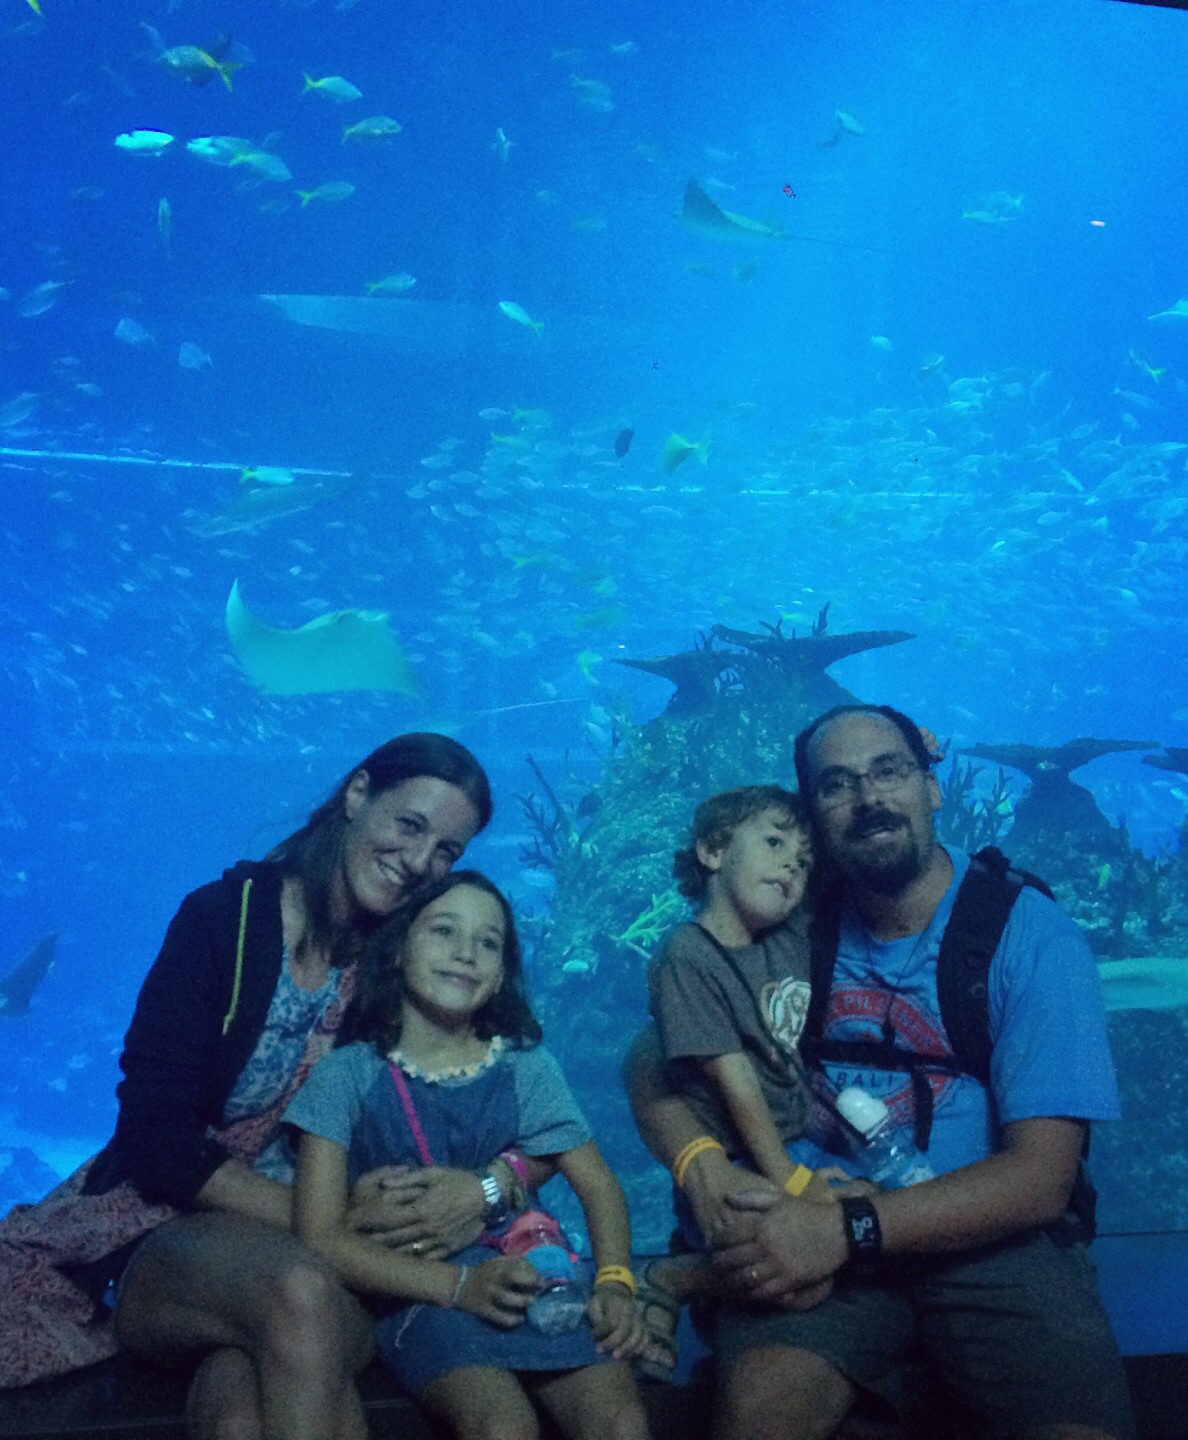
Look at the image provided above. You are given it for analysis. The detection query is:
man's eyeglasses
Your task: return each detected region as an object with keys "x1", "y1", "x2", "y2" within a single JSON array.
[{"x1": 813, "y1": 756, "x2": 921, "y2": 812}]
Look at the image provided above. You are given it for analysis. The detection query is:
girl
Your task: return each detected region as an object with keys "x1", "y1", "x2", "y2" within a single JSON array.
[{"x1": 288, "y1": 871, "x2": 650, "y2": 1440}]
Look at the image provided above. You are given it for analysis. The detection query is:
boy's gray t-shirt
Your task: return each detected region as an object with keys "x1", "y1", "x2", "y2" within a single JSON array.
[{"x1": 648, "y1": 916, "x2": 814, "y2": 1153}]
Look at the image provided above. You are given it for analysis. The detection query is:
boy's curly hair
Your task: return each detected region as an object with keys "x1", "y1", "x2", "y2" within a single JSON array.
[{"x1": 672, "y1": 785, "x2": 806, "y2": 900}]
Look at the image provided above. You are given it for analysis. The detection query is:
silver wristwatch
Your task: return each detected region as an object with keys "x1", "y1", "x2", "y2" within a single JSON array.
[{"x1": 480, "y1": 1171, "x2": 507, "y2": 1227}]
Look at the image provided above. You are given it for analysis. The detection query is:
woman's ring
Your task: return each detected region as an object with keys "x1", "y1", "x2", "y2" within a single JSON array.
[
  {"x1": 412, "y1": 1240, "x2": 422, "y2": 1254},
  {"x1": 749, "y1": 1266, "x2": 758, "y2": 1284}
]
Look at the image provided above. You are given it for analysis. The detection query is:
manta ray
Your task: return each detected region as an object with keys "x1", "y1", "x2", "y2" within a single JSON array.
[
  {"x1": 0, "y1": 934, "x2": 57, "y2": 1017},
  {"x1": 225, "y1": 581, "x2": 421, "y2": 696}
]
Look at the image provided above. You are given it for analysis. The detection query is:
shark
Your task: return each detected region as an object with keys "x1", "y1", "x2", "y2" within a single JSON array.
[
  {"x1": 188, "y1": 472, "x2": 358, "y2": 537},
  {"x1": 0, "y1": 934, "x2": 57, "y2": 1017},
  {"x1": 225, "y1": 580, "x2": 421, "y2": 697},
  {"x1": 1147, "y1": 298, "x2": 1188, "y2": 321},
  {"x1": 1098, "y1": 958, "x2": 1188, "y2": 1013}
]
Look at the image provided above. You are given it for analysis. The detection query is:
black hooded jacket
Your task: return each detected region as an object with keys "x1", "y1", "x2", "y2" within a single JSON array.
[{"x1": 84, "y1": 861, "x2": 287, "y2": 1207}]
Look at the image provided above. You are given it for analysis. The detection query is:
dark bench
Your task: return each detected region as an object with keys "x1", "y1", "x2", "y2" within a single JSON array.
[
  {"x1": 5, "y1": 1350, "x2": 1187, "y2": 1440},
  {"x1": 5, "y1": 1233, "x2": 1188, "y2": 1439}
]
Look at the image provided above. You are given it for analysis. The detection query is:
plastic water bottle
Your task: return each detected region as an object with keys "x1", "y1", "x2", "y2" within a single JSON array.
[
  {"x1": 523, "y1": 1243, "x2": 587, "y2": 1334},
  {"x1": 835, "y1": 1086, "x2": 935, "y2": 1188}
]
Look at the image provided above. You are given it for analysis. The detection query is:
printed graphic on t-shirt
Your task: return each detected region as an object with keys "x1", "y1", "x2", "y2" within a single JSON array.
[
  {"x1": 821, "y1": 984, "x2": 957, "y2": 1134},
  {"x1": 762, "y1": 976, "x2": 812, "y2": 1057}
]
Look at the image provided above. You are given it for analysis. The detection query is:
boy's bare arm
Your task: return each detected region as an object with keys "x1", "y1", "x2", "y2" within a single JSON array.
[{"x1": 703, "y1": 1052, "x2": 797, "y2": 1187}]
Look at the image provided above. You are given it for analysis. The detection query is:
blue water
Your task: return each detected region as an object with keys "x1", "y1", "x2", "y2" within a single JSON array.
[{"x1": 3, "y1": 0, "x2": 1188, "y2": 1354}]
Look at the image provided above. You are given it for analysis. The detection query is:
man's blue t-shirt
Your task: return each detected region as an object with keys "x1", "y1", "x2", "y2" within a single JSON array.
[{"x1": 790, "y1": 848, "x2": 1120, "y2": 1176}]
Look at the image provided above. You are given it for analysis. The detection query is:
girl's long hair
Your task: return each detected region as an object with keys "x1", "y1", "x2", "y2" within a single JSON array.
[
  {"x1": 340, "y1": 870, "x2": 542, "y2": 1054},
  {"x1": 267, "y1": 733, "x2": 492, "y2": 966}
]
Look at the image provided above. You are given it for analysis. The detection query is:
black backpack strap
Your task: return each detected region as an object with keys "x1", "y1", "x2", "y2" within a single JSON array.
[
  {"x1": 800, "y1": 885, "x2": 842, "y2": 1066},
  {"x1": 935, "y1": 848, "x2": 1097, "y2": 1241},
  {"x1": 935, "y1": 846, "x2": 1020, "y2": 1087},
  {"x1": 936, "y1": 845, "x2": 1058, "y2": 1086}
]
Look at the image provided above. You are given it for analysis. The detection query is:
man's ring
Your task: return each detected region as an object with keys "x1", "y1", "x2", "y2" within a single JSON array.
[
  {"x1": 412, "y1": 1241, "x2": 422, "y2": 1254},
  {"x1": 749, "y1": 1266, "x2": 757, "y2": 1284}
]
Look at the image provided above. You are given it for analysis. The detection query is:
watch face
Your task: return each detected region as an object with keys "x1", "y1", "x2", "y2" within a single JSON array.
[{"x1": 481, "y1": 1172, "x2": 506, "y2": 1223}]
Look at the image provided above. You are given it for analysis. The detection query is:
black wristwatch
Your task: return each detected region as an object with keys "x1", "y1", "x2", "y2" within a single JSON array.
[{"x1": 840, "y1": 1196, "x2": 882, "y2": 1267}]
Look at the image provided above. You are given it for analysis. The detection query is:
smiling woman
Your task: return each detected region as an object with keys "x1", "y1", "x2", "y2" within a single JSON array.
[{"x1": 0, "y1": 734, "x2": 513, "y2": 1440}]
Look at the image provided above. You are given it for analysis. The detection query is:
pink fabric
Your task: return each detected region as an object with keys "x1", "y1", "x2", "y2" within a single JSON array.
[{"x1": 0, "y1": 968, "x2": 356, "y2": 1390}]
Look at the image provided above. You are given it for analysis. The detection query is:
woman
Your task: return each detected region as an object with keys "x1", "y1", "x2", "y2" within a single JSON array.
[{"x1": 1, "y1": 733, "x2": 522, "y2": 1440}]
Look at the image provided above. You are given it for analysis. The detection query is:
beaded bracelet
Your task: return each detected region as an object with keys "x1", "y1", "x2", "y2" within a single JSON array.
[
  {"x1": 673, "y1": 1136, "x2": 726, "y2": 1189},
  {"x1": 498, "y1": 1148, "x2": 530, "y2": 1187},
  {"x1": 594, "y1": 1265, "x2": 636, "y2": 1295},
  {"x1": 784, "y1": 1164, "x2": 814, "y2": 1197}
]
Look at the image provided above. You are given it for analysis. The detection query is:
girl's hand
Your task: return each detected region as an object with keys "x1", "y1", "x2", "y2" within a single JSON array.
[
  {"x1": 456, "y1": 1257, "x2": 539, "y2": 1328},
  {"x1": 587, "y1": 1284, "x2": 645, "y2": 1359}
]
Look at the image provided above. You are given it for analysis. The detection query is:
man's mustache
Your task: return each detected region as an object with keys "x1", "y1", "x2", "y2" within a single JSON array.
[{"x1": 846, "y1": 809, "x2": 908, "y2": 841}]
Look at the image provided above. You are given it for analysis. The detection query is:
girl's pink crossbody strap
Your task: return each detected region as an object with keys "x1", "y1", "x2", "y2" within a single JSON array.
[{"x1": 388, "y1": 1062, "x2": 436, "y2": 1167}]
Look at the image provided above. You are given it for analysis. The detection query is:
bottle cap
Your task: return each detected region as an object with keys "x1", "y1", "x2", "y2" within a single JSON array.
[{"x1": 835, "y1": 1086, "x2": 892, "y2": 1139}]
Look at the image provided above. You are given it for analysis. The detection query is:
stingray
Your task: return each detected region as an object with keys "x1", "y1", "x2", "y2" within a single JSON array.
[
  {"x1": 225, "y1": 581, "x2": 420, "y2": 696},
  {"x1": 0, "y1": 933, "x2": 57, "y2": 1017},
  {"x1": 678, "y1": 178, "x2": 897, "y2": 256},
  {"x1": 680, "y1": 178, "x2": 786, "y2": 241},
  {"x1": 1098, "y1": 958, "x2": 1188, "y2": 1013}
]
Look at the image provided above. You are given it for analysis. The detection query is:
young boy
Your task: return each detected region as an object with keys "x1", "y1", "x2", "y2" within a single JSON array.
[{"x1": 638, "y1": 786, "x2": 845, "y2": 1372}]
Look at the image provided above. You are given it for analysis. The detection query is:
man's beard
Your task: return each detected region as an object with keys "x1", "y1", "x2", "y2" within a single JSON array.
[{"x1": 837, "y1": 809, "x2": 925, "y2": 896}]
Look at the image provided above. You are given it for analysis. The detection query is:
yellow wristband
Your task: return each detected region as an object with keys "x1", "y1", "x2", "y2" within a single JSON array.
[
  {"x1": 673, "y1": 1136, "x2": 726, "y2": 1189},
  {"x1": 594, "y1": 1265, "x2": 636, "y2": 1294},
  {"x1": 784, "y1": 1164, "x2": 814, "y2": 1197}
]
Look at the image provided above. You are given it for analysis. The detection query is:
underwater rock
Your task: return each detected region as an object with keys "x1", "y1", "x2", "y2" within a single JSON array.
[
  {"x1": 615, "y1": 621, "x2": 915, "y2": 717},
  {"x1": 959, "y1": 737, "x2": 1165, "y2": 947},
  {"x1": 1143, "y1": 747, "x2": 1188, "y2": 777},
  {"x1": 612, "y1": 635, "x2": 732, "y2": 716},
  {"x1": 709, "y1": 621, "x2": 916, "y2": 710},
  {"x1": 959, "y1": 738, "x2": 1157, "y2": 854}
]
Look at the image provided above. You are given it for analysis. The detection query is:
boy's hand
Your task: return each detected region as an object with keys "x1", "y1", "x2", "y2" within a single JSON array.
[
  {"x1": 802, "y1": 1166, "x2": 878, "y2": 1204},
  {"x1": 456, "y1": 1257, "x2": 538, "y2": 1328},
  {"x1": 587, "y1": 1284, "x2": 645, "y2": 1359},
  {"x1": 794, "y1": 1169, "x2": 881, "y2": 1203},
  {"x1": 684, "y1": 1149, "x2": 780, "y2": 1241}
]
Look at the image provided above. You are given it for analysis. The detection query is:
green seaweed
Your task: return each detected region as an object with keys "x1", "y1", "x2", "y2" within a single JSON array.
[
  {"x1": 616, "y1": 888, "x2": 688, "y2": 959},
  {"x1": 937, "y1": 756, "x2": 1015, "y2": 853}
]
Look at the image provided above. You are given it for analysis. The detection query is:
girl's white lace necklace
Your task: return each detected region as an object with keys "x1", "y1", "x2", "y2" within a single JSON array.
[{"x1": 387, "y1": 1033, "x2": 505, "y2": 1082}]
